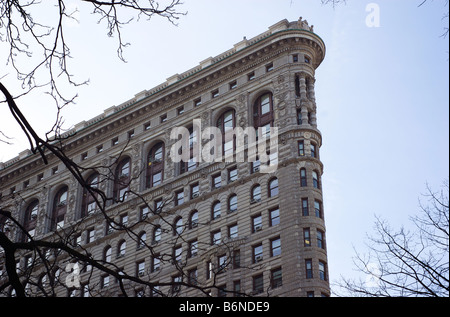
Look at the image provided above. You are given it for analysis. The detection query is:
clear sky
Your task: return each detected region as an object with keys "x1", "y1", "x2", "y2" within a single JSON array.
[{"x1": 1, "y1": 0, "x2": 449, "y2": 293}]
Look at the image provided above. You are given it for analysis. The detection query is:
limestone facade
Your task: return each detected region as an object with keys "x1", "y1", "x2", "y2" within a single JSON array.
[{"x1": 0, "y1": 18, "x2": 329, "y2": 297}]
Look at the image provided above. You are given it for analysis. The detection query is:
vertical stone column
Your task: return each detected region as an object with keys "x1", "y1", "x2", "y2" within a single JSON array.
[
  {"x1": 307, "y1": 77, "x2": 316, "y2": 102},
  {"x1": 299, "y1": 73, "x2": 307, "y2": 101}
]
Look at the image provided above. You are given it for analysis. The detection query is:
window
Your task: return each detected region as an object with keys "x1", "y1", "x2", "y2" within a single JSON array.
[
  {"x1": 144, "y1": 122, "x2": 151, "y2": 130},
  {"x1": 218, "y1": 255, "x2": 227, "y2": 273},
  {"x1": 81, "y1": 152, "x2": 88, "y2": 161},
  {"x1": 252, "y1": 214, "x2": 262, "y2": 233},
  {"x1": 179, "y1": 127, "x2": 198, "y2": 174},
  {"x1": 253, "y1": 244, "x2": 263, "y2": 263},
  {"x1": 37, "y1": 173, "x2": 44, "y2": 182},
  {"x1": 160, "y1": 114, "x2": 167, "y2": 123},
  {"x1": 96, "y1": 145, "x2": 103, "y2": 153},
  {"x1": 229, "y1": 80, "x2": 237, "y2": 90},
  {"x1": 81, "y1": 173, "x2": 99, "y2": 218},
  {"x1": 319, "y1": 261, "x2": 327, "y2": 281},
  {"x1": 86, "y1": 228, "x2": 95, "y2": 244},
  {"x1": 152, "y1": 254, "x2": 160, "y2": 272},
  {"x1": 188, "y1": 239, "x2": 198, "y2": 258},
  {"x1": 268, "y1": 178, "x2": 279, "y2": 197},
  {"x1": 300, "y1": 168, "x2": 307, "y2": 187},
  {"x1": 137, "y1": 232, "x2": 146, "y2": 249},
  {"x1": 217, "y1": 110, "x2": 236, "y2": 159},
  {"x1": 228, "y1": 194, "x2": 237, "y2": 213},
  {"x1": 253, "y1": 93, "x2": 274, "y2": 133},
  {"x1": 177, "y1": 106, "x2": 184, "y2": 115},
  {"x1": 137, "y1": 261, "x2": 145, "y2": 277},
  {"x1": 304, "y1": 228, "x2": 311, "y2": 247},
  {"x1": 172, "y1": 275, "x2": 182, "y2": 294},
  {"x1": 212, "y1": 201, "x2": 221, "y2": 220},
  {"x1": 251, "y1": 157, "x2": 261, "y2": 173},
  {"x1": 302, "y1": 198, "x2": 309, "y2": 216},
  {"x1": 248, "y1": 72, "x2": 255, "y2": 81},
  {"x1": 114, "y1": 157, "x2": 130, "y2": 202},
  {"x1": 313, "y1": 170, "x2": 320, "y2": 189},
  {"x1": 304, "y1": 55, "x2": 311, "y2": 64},
  {"x1": 188, "y1": 268, "x2": 198, "y2": 286},
  {"x1": 211, "y1": 230, "x2": 221, "y2": 245},
  {"x1": 271, "y1": 267, "x2": 283, "y2": 289},
  {"x1": 269, "y1": 207, "x2": 280, "y2": 226},
  {"x1": 228, "y1": 167, "x2": 238, "y2": 183},
  {"x1": 140, "y1": 206, "x2": 149, "y2": 220},
  {"x1": 212, "y1": 173, "x2": 221, "y2": 189},
  {"x1": 298, "y1": 140, "x2": 305, "y2": 156},
  {"x1": 293, "y1": 54, "x2": 299, "y2": 62},
  {"x1": 194, "y1": 98, "x2": 202, "y2": 107},
  {"x1": 310, "y1": 143, "x2": 317, "y2": 158},
  {"x1": 23, "y1": 200, "x2": 39, "y2": 241},
  {"x1": 154, "y1": 198, "x2": 163, "y2": 214},
  {"x1": 189, "y1": 210, "x2": 198, "y2": 229},
  {"x1": 305, "y1": 259, "x2": 313, "y2": 279},
  {"x1": 147, "y1": 142, "x2": 164, "y2": 188},
  {"x1": 153, "y1": 226, "x2": 161, "y2": 244},
  {"x1": 271, "y1": 237, "x2": 281, "y2": 257},
  {"x1": 52, "y1": 166, "x2": 58, "y2": 175},
  {"x1": 314, "y1": 200, "x2": 322, "y2": 218},
  {"x1": 211, "y1": 89, "x2": 219, "y2": 98},
  {"x1": 120, "y1": 214, "x2": 128, "y2": 227},
  {"x1": 111, "y1": 137, "x2": 119, "y2": 146},
  {"x1": 266, "y1": 63, "x2": 274, "y2": 72},
  {"x1": 251, "y1": 185, "x2": 261, "y2": 203},
  {"x1": 228, "y1": 223, "x2": 238, "y2": 239},
  {"x1": 118, "y1": 240, "x2": 126, "y2": 257},
  {"x1": 174, "y1": 217, "x2": 183, "y2": 235},
  {"x1": 190, "y1": 183, "x2": 200, "y2": 199},
  {"x1": 175, "y1": 190, "x2": 184, "y2": 206},
  {"x1": 297, "y1": 109, "x2": 303, "y2": 125},
  {"x1": 101, "y1": 275, "x2": 110, "y2": 288},
  {"x1": 127, "y1": 129, "x2": 134, "y2": 139},
  {"x1": 173, "y1": 245, "x2": 182, "y2": 263},
  {"x1": 317, "y1": 230, "x2": 325, "y2": 249},
  {"x1": 104, "y1": 246, "x2": 112, "y2": 262},
  {"x1": 52, "y1": 186, "x2": 68, "y2": 230},
  {"x1": 253, "y1": 274, "x2": 264, "y2": 294},
  {"x1": 233, "y1": 250, "x2": 241, "y2": 269}
]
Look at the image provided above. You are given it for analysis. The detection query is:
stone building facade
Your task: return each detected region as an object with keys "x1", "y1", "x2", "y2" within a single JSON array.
[{"x1": 0, "y1": 18, "x2": 328, "y2": 297}]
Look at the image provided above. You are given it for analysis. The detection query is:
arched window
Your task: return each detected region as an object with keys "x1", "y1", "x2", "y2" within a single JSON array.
[
  {"x1": 24, "y1": 199, "x2": 39, "y2": 241},
  {"x1": 300, "y1": 168, "x2": 307, "y2": 187},
  {"x1": 153, "y1": 226, "x2": 161, "y2": 243},
  {"x1": 118, "y1": 240, "x2": 126, "y2": 257},
  {"x1": 147, "y1": 142, "x2": 164, "y2": 188},
  {"x1": 228, "y1": 194, "x2": 238, "y2": 213},
  {"x1": 137, "y1": 231, "x2": 146, "y2": 249},
  {"x1": 174, "y1": 217, "x2": 183, "y2": 235},
  {"x1": 212, "y1": 201, "x2": 221, "y2": 220},
  {"x1": 251, "y1": 185, "x2": 261, "y2": 203},
  {"x1": 312, "y1": 170, "x2": 320, "y2": 189},
  {"x1": 81, "y1": 172, "x2": 99, "y2": 218},
  {"x1": 104, "y1": 246, "x2": 112, "y2": 262},
  {"x1": 180, "y1": 127, "x2": 198, "y2": 175},
  {"x1": 253, "y1": 92, "x2": 274, "y2": 139},
  {"x1": 189, "y1": 210, "x2": 199, "y2": 229},
  {"x1": 114, "y1": 157, "x2": 131, "y2": 202},
  {"x1": 217, "y1": 109, "x2": 235, "y2": 158},
  {"x1": 268, "y1": 178, "x2": 279, "y2": 197},
  {"x1": 52, "y1": 186, "x2": 68, "y2": 230}
]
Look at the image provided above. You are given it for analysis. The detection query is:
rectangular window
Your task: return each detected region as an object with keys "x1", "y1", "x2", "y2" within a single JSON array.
[
  {"x1": 144, "y1": 122, "x2": 151, "y2": 130},
  {"x1": 304, "y1": 228, "x2": 311, "y2": 247},
  {"x1": 310, "y1": 143, "x2": 317, "y2": 158},
  {"x1": 140, "y1": 206, "x2": 149, "y2": 220},
  {"x1": 128, "y1": 129, "x2": 135, "y2": 139},
  {"x1": 302, "y1": 198, "x2": 309, "y2": 216},
  {"x1": 319, "y1": 261, "x2": 327, "y2": 281},
  {"x1": 317, "y1": 230, "x2": 325, "y2": 249},
  {"x1": 252, "y1": 214, "x2": 262, "y2": 233},
  {"x1": 229, "y1": 80, "x2": 237, "y2": 90},
  {"x1": 212, "y1": 173, "x2": 221, "y2": 189},
  {"x1": 228, "y1": 223, "x2": 238, "y2": 239},
  {"x1": 190, "y1": 183, "x2": 200, "y2": 199},
  {"x1": 271, "y1": 237, "x2": 281, "y2": 257},
  {"x1": 266, "y1": 63, "x2": 274, "y2": 72},
  {"x1": 194, "y1": 98, "x2": 202, "y2": 107},
  {"x1": 248, "y1": 72, "x2": 255, "y2": 81},
  {"x1": 96, "y1": 145, "x2": 103, "y2": 153},
  {"x1": 211, "y1": 230, "x2": 221, "y2": 245},
  {"x1": 211, "y1": 89, "x2": 219, "y2": 98},
  {"x1": 314, "y1": 200, "x2": 322, "y2": 218},
  {"x1": 228, "y1": 166, "x2": 238, "y2": 183},
  {"x1": 152, "y1": 255, "x2": 160, "y2": 272},
  {"x1": 253, "y1": 274, "x2": 264, "y2": 294},
  {"x1": 160, "y1": 114, "x2": 167, "y2": 123},
  {"x1": 293, "y1": 54, "x2": 299, "y2": 63},
  {"x1": 136, "y1": 261, "x2": 145, "y2": 277},
  {"x1": 175, "y1": 190, "x2": 184, "y2": 206},
  {"x1": 305, "y1": 259, "x2": 313, "y2": 279},
  {"x1": 111, "y1": 137, "x2": 119, "y2": 146},
  {"x1": 189, "y1": 239, "x2": 198, "y2": 258},
  {"x1": 271, "y1": 267, "x2": 283, "y2": 289},
  {"x1": 177, "y1": 106, "x2": 184, "y2": 115},
  {"x1": 253, "y1": 244, "x2": 263, "y2": 263},
  {"x1": 269, "y1": 207, "x2": 280, "y2": 226},
  {"x1": 298, "y1": 140, "x2": 305, "y2": 156},
  {"x1": 233, "y1": 250, "x2": 241, "y2": 269}
]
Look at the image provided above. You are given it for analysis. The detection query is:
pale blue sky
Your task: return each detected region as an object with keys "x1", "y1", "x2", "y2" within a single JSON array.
[{"x1": 1, "y1": 0, "x2": 449, "y2": 293}]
